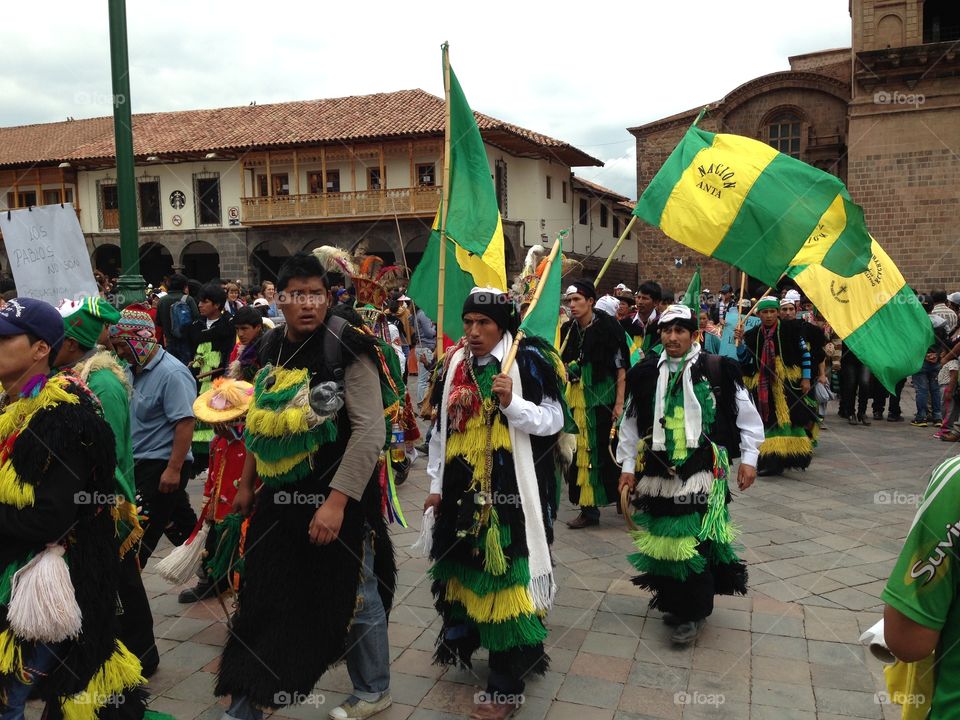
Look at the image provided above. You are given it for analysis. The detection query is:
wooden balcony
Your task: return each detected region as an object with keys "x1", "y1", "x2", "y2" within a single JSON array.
[{"x1": 240, "y1": 186, "x2": 442, "y2": 225}]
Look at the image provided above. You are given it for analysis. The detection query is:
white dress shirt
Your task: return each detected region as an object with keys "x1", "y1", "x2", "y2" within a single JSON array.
[
  {"x1": 427, "y1": 334, "x2": 563, "y2": 494},
  {"x1": 616, "y1": 358, "x2": 765, "y2": 474}
]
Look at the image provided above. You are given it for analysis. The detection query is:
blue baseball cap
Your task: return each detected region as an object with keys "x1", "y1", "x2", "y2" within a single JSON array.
[{"x1": 0, "y1": 298, "x2": 66, "y2": 354}]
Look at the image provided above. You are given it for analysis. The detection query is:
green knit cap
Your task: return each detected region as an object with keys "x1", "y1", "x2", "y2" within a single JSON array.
[
  {"x1": 755, "y1": 297, "x2": 780, "y2": 312},
  {"x1": 59, "y1": 296, "x2": 122, "y2": 349}
]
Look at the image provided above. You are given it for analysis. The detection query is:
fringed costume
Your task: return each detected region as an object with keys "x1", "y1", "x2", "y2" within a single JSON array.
[
  {"x1": 188, "y1": 314, "x2": 236, "y2": 455},
  {"x1": 427, "y1": 333, "x2": 563, "y2": 697},
  {"x1": 0, "y1": 371, "x2": 168, "y2": 720},
  {"x1": 560, "y1": 308, "x2": 629, "y2": 511},
  {"x1": 620, "y1": 343, "x2": 762, "y2": 627},
  {"x1": 216, "y1": 320, "x2": 397, "y2": 711},
  {"x1": 739, "y1": 318, "x2": 816, "y2": 474}
]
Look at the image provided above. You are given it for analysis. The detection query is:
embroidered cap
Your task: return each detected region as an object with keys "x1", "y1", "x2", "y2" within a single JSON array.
[
  {"x1": 755, "y1": 297, "x2": 780, "y2": 312},
  {"x1": 0, "y1": 298, "x2": 66, "y2": 354}
]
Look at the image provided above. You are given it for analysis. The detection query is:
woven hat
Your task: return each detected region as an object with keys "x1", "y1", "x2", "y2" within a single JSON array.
[
  {"x1": 193, "y1": 378, "x2": 254, "y2": 424},
  {"x1": 108, "y1": 309, "x2": 158, "y2": 365}
]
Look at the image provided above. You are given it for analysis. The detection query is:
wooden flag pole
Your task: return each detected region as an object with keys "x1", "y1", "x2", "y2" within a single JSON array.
[
  {"x1": 558, "y1": 215, "x2": 637, "y2": 355},
  {"x1": 436, "y1": 42, "x2": 453, "y2": 348},
  {"x1": 501, "y1": 231, "x2": 565, "y2": 375},
  {"x1": 594, "y1": 215, "x2": 638, "y2": 288},
  {"x1": 734, "y1": 285, "x2": 775, "y2": 346}
]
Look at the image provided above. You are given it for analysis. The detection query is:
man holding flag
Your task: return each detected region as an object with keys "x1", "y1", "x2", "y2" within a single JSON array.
[
  {"x1": 423, "y1": 287, "x2": 563, "y2": 720},
  {"x1": 561, "y1": 280, "x2": 629, "y2": 529}
]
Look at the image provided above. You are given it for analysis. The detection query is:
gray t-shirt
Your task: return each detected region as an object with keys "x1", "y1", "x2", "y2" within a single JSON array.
[{"x1": 129, "y1": 348, "x2": 197, "y2": 461}]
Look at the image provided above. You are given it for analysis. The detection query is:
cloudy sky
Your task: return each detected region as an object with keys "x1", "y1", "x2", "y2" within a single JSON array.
[{"x1": 1, "y1": 1, "x2": 850, "y2": 198}]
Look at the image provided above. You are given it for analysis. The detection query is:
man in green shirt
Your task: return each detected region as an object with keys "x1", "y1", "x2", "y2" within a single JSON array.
[
  {"x1": 882, "y1": 454, "x2": 960, "y2": 718},
  {"x1": 55, "y1": 296, "x2": 159, "y2": 677}
]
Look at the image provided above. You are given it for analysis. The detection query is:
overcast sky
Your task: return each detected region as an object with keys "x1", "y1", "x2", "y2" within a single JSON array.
[{"x1": 1, "y1": 1, "x2": 851, "y2": 198}]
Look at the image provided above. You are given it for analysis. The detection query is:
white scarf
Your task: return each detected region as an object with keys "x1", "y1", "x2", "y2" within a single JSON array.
[
  {"x1": 652, "y1": 342, "x2": 703, "y2": 452},
  {"x1": 437, "y1": 340, "x2": 555, "y2": 612}
]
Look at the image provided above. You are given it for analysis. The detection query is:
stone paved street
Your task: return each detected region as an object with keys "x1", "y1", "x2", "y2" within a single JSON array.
[{"x1": 94, "y1": 396, "x2": 960, "y2": 719}]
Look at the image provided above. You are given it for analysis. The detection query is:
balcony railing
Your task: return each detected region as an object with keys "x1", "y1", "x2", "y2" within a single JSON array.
[{"x1": 241, "y1": 186, "x2": 442, "y2": 224}]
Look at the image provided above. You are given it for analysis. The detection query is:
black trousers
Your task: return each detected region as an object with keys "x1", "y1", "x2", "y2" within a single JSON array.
[
  {"x1": 840, "y1": 356, "x2": 871, "y2": 418},
  {"x1": 872, "y1": 378, "x2": 906, "y2": 418},
  {"x1": 117, "y1": 550, "x2": 159, "y2": 675},
  {"x1": 135, "y1": 458, "x2": 197, "y2": 566}
]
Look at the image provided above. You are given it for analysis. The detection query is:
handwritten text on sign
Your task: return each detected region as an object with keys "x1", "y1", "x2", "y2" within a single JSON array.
[{"x1": 0, "y1": 204, "x2": 99, "y2": 304}]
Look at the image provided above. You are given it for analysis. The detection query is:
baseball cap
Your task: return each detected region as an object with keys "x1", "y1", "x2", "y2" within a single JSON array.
[
  {"x1": 720, "y1": 283, "x2": 733, "y2": 293},
  {"x1": 252, "y1": 298, "x2": 270, "y2": 307},
  {"x1": 0, "y1": 298, "x2": 66, "y2": 354}
]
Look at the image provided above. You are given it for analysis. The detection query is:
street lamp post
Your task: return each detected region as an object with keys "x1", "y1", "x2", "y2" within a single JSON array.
[{"x1": 108, "y1": 0, "x2": 145, "y2": 305}]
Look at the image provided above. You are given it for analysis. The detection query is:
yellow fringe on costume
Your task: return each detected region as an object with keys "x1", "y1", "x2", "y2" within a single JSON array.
[
  {"x1": 758, "y1": 435, "x2": 812, "y2": 458},
  {"x1": 61, "y1": 642, "x2": 145, "y2": 720},
  {"x1": 444, "y1": 577, "x2": 535, "y2": 624},
  {"x1": 112, "y1": 499, "x2": 144, "y2": 558},
  {"x1": 255, "y1": 450, "x2": 313, "y2": 479},
  {"x1": 267, "y1": 367, "x2": 310, "y2": 394},
  {"x1": 246, "y1": 406, "x2": 311, "y2": 437},
  {"x1": 0, "y1": 376, "x2": 78, "y2": 511},
  {"x1": 445, "y1": 407, "x2": 511, "y2": 487},
  {"x1": 0, "y1": 628, "x2": 23, "y2": 676},
  {"x1": 883, "y1": 657, "x2": 934, "y2": 720},
  {"x1": 745, "y1": 358, "x2": 802, "y2": 428},
  {"x1": 0, "y1": 460, "x2": 34, "y2": 509},
  {"x1": 565, "y1": 381, "x2": 595, "y2": 506},
  {"x1": 629, "y1": 531, "x2": 700, "y2": 562}
]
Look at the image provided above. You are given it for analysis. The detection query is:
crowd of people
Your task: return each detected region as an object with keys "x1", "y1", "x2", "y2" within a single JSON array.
[{"x1": 0, "y1": 250, "x2": 954, "y2": 720}]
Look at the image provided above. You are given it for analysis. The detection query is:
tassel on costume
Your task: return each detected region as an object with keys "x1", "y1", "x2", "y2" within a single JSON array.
[
  {"x1": 205, "y1": 513, "x2": 245, "y2": 584},
  {"x1": 7, "y1": 544, "x2": 83, "y2": 642},
  {"x1": 698, "y1": 444, "x2": 736, "y2": 545},
  {"x1": 155, "y1": 523, "x2": 210, "y2": 585},
  {"x1": 483, "y1": 508, "x2": 508, "y2": 576},
  {"x1": 410, "y1": 506, "x2": 435, "y2": 557}
]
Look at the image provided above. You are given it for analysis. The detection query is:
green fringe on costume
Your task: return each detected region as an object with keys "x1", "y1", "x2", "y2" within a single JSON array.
[
  {"x1": 630, "y1": 512, "x2": 703, "y2": 539},
  {"x1": 243, "y1": 424, "x2": 336, "y2": 463},
  {"x1": 0, "y1": 555, "x2": 31, "y2": 606},
  {"x1": 205, "y1": 513, "x2": 245, "y2": 582},
  {"x1": 447, "y1": 603, "x2": 548, "y2": 652},
  {"x1": 431, "y1": 556, "x2": 531, "y2": 595},
  {"x1": 628, "y1": 551, "x2": 707, "y2": 581}
]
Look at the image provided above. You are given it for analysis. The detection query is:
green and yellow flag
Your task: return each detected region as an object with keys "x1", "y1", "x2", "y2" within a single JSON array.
[
  {"x1": 518, "y1": 239, "x2": 562, "y2": 345},
  {"x1": 633, "y1": 124, "x2": 872, "y2": 287},
  {"x1": 679, "y1": 266, "x2": 701, "y2": 313},
  {"x1": 787, "y1": 239, "x2": 932, "y2": 392},
  {"x1": 408, "y1": 48, "x2": 507, "y2": 342}
]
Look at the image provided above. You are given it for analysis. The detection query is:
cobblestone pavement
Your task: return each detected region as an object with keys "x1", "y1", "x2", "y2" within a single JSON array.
[{"x1": 47, "y1": 396, "x2": 960, "y2": 719}]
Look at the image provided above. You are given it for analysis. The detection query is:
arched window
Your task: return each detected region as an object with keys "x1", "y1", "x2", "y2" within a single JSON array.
[{"x1": 767, "y1": 114, "x2": 802, "y2": 158}]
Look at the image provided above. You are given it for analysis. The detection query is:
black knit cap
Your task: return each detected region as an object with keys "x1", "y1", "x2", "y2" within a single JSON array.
[
  {"x1": 566, "y1": 280, "x2": 596, "y2": 300},
  {"x1": 462, "y1": 288, "x2": 517, "y2": 333}
]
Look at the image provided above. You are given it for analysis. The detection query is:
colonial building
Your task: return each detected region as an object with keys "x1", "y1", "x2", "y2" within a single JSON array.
[
  {"x1": 629, "y1": 0, "x2": 960, "y2": 293},
  {"x1": 0, "y1": 89, "x2": 627, "y2": 286}
]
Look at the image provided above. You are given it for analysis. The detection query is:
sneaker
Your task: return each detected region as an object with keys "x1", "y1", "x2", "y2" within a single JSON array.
[
  {"x1": 670, "y1": 618, "x2": 707, "y2": 645},
  {"x1": 888, "y1": 415, "x2": 905, "y2": 423},
  {"x1": 911, "y1": 419, "x2": 929, "y2": 427},
  {"x1": 873, "y1": 412, "x2": 884, "y2": 421},
  {"x1": 329, "y1": 694, "x2": 392, "y2": 720},
  {"x1": 848, "y1": 416, "x2": 859, "y2": 426},
  {"x1": 661, "y1": 612, "x2": 684, "y2": 627},
  {"x1": 859, "y1": 415, "x2": 872, "y2": 426},
  {"x1": 932, "y1": 417, "x2": 944, "y2": 425}
]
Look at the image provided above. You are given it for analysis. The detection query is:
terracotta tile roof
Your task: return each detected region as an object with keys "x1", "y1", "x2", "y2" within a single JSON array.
[
  {"x1": 0, "y1": 89, "x2": 602, "y2": 168},
  {"x1": 571, "y1": 174, "x2": 631, "y2": 203}
]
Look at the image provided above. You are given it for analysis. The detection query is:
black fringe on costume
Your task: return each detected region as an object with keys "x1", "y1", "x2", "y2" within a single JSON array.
[
  {"x1": 758, "y1": 450, "x2": 811, "y2": 473},
  {"x1": 10, "y1": 390, "x2": 125, "y2": 703},
  {"x1": 560, "y1": 309, "x2": 629, "y2": 383},
  {"x1": 217, "y1": 321, "x2": 396, "y2": 710}
]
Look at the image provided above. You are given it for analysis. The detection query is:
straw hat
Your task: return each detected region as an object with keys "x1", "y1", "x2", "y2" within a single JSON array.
[{"x1": 193, "y1": 378, "x2": 254, "y2": 424}]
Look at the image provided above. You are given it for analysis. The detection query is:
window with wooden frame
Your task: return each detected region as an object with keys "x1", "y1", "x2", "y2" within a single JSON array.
[
  {"x1": 417, "y1": 164, "x2": 436, "y2": 187},
  {"x1": 368, "y1": 166, "x2": 385, "y2": 191},
  {"x1": 767, "y1": 115, "x2": 802, "y2": 158},
  {"x1": 313, "y1": 170, "x2": 341, "y2": 193},
  {"x1": 546, "y1": 175, "x2": 552, "y2": 200},
  {"x1": 600, "y1": 204, "x2": 609, "y2": 228},
  {"x1": 272, "y1": 173, "x2": 289, "y2": 196},
  {"x1": 613, "y1": 214, "x2": 620, "y2": 238},
  {"x1": 578, "y1": 198, "x2": 588, "y2": 225},
  {"x1": 6, "y1": 191, "x2": 37, "y2": 208},
  {"x1": 137, "y1": 177, "x2": 162, "y2": 228},
  {"x1": 562, "y1": 181, "x2": 568, "y2": 204},
  {"x1": 42, "y1": 188, "x2": 74, "y2": 205},
  {"x1": 98, "y1": 181, "x2": 119, "y2": 230},
  {"x1": 193, "y1": 172, "x2": 222, "y2": 227}
]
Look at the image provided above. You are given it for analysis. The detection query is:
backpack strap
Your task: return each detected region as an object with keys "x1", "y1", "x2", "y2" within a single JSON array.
[{"x1": 323, "y1": 314, "x2": 350, "y2": 387}]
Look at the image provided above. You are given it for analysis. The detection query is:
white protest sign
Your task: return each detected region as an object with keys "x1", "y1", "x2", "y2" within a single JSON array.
[{"x1": 0, "y1": 204, "x2": 99, "y2": 305}]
